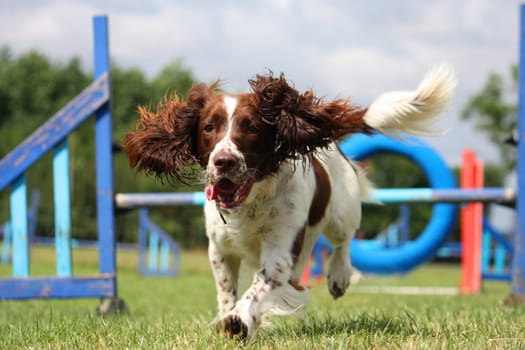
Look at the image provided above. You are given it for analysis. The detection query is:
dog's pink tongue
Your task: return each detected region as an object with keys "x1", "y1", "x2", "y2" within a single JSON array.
[{"x1": 205, "y1": 185, "x2": 217, "y2": 201}]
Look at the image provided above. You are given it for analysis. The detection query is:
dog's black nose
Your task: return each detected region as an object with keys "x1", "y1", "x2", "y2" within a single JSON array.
[{"x1": 214, "y1": 153, "x2": 239, "y2": 172}]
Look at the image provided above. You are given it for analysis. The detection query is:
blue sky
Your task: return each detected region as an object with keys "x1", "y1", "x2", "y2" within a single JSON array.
[{"x1": 0, "y1": 0, "x2": 522, "y2": 165}]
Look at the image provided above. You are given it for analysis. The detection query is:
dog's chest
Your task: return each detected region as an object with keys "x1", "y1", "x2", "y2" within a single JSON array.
[
  {"x1": 207, "y1": 200, "x2": 281, "y2": 264},
  {"x1": 204, "y1": 161, "x2": 318, "y2": 267},
  {"x1": 204, "y1": 179, "x2": 297, "y2": 264}
]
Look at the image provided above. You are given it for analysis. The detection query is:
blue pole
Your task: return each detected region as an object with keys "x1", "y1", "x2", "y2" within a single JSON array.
[
  {"x1": 53, "y1": 140, "x2": 72, "y2": 276},
  {"x1": 10, "y1": 175, "x2": 29, "y2": 277},
  {"x1": 481, "y1": 230, "x2": 491, "y2": 275},
  {"x1": 510, "y1": 3, "x2": 525, "y2": 301},
  {"x1": 148, "y1": 232, "x2": 160, "y2": 270},
  {"x1": 160, "y1": 241, "x2": 170, "y2": 271},
  {"x1": 93, "y1": 16, "x2": 117, "y2": 284},
  {"x1": 138, "y1": 208, "x2": 148, "y2": 274},
  {"x1": 494, "y1": 244, "x2": 507, "y2": 275}
]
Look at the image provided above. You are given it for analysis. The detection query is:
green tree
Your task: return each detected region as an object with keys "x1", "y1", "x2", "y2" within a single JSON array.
[
  {"x1": 112, "y1": 59, "x2": 204, "y2": 246},
  {"x1": 150, "y1": 59, "x2": 196, "y2": 100},
  {"x1": 462, "y1": 65, "x2": 518, "y2": 169},
  {"x1": 360, "y1": 154, "x2": 433, "y2": 240},
  {"x1": 0, "y1": 49, "x2": 205, "y2": 246}
]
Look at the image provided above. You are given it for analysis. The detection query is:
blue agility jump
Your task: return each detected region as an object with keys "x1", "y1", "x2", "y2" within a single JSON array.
[
  {"x1": 482, "y1": 218, "x2": 513, "y2": 281},
  {"x1": 0, "y1": 16, "x2": 125, "y2": 313},
  {"x1": 138, "y1": 208, "x2": 181, "y2": 277}
]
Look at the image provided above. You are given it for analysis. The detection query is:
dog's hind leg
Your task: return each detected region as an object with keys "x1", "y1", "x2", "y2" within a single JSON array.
[{"x1": 326, "y1": 235, "x2": 353, "y2": 299}]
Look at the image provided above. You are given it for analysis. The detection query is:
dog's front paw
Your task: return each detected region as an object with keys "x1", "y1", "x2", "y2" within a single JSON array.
[{"x1": 215, "y1": 314, "x2": 250, "y2": 339}]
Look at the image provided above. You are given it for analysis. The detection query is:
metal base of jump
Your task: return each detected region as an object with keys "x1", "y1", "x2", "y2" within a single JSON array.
[{"x1": 97, "y1": 297, "x2": 129, "y2": 316}]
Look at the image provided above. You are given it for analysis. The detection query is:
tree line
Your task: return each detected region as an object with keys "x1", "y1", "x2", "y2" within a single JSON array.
[
  {"x1": 0, "y1": 47, "x2": 205, "y2": 246},
  {"x1": 0, "y1": 47, "x2": 512, "y2": 247}
]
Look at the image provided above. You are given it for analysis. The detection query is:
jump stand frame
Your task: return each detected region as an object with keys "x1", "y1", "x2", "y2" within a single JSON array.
[
  {"x1": 138, "y1": 208, "x2": 181, "y2": 277},
  {"x1": 0, "y1": 16, "x2": 126, "y2": 314}
]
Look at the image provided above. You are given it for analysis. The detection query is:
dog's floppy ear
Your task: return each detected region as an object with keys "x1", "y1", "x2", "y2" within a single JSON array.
[
  {"x1": 123, "y1": 82, "x2": 215, "y2": 183},
  {"x1": 249, "y1": 72, "x2": 372, "y2": 163}
]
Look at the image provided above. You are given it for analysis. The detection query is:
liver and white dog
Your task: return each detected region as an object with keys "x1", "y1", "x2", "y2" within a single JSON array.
[{"x1": 123, "y1": 66, "x2": 455, "y2": 339}]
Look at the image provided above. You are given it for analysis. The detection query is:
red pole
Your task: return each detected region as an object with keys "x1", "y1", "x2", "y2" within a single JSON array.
[
  {"x1": 300, "y1": 259, "x2": 311, "y2": 287},
  {"x1": 460, "y1": 149, "x2": 484, "y2": 294}
]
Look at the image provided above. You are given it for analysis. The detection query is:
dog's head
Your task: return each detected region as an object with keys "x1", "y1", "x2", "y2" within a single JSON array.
[{"x1": 123, "y1": 72, "x2": 370, "y2": 209}]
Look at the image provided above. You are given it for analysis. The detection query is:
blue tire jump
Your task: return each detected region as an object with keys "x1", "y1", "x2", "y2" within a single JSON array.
[{"x1": 340, "y1": 134, "x2": 457, "y2": 274}]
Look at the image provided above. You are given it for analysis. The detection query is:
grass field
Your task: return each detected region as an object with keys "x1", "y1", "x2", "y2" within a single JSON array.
[{"x1": 1, "y1": 246, "x2": 524, "y2": 349}]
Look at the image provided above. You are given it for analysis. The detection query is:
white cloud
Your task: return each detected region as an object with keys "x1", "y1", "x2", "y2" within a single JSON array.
[
  {"x1": 0, "y1": 0, "x2": 521, "y2": 165},
  {"x1": 267, "y1": 0, "x2": 294, "y2": 14},
  {"x1": 1, "y1": 2, "x2": 91, "y2": 58},
  {"x1": 321, "y1": 47, "x2": 424, "y2": 100}
]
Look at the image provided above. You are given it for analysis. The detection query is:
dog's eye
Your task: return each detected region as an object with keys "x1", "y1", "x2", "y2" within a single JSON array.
[
  {"x1": 247, "y1": 125, "x2": 259, "y2": 134},
  {"x1": 204, "y1": 124, "x2": 214, "y2": 133}
]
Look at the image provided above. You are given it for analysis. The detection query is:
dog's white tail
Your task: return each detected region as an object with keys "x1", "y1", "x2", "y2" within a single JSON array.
[{"x1": 363, "y1": 64, "x2": 456, "y2": 136}]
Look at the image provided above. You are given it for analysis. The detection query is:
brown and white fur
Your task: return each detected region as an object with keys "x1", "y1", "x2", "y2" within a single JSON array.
[{"x1": 123, "y1": 65, "x2": 455, "y2": 339}]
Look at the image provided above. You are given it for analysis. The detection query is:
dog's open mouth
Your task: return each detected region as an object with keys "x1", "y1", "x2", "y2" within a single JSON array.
[{"x1": 205, "y1": 176, "x2": 256, "y2": 209}]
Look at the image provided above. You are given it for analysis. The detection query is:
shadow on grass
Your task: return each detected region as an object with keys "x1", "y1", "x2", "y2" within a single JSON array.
[{"x1": 268, "y1": 310, "x2": 433, "y2": 338}]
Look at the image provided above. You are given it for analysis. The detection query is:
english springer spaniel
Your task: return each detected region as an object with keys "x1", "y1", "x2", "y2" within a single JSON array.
[{"x1": 123, "y1": 65, "x2": 455, "y2": 339}]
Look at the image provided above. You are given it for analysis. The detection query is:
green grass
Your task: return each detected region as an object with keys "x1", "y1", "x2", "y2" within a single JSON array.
[{"x1": 1, "y1": 246, "x2": 524, "y2": 349}]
